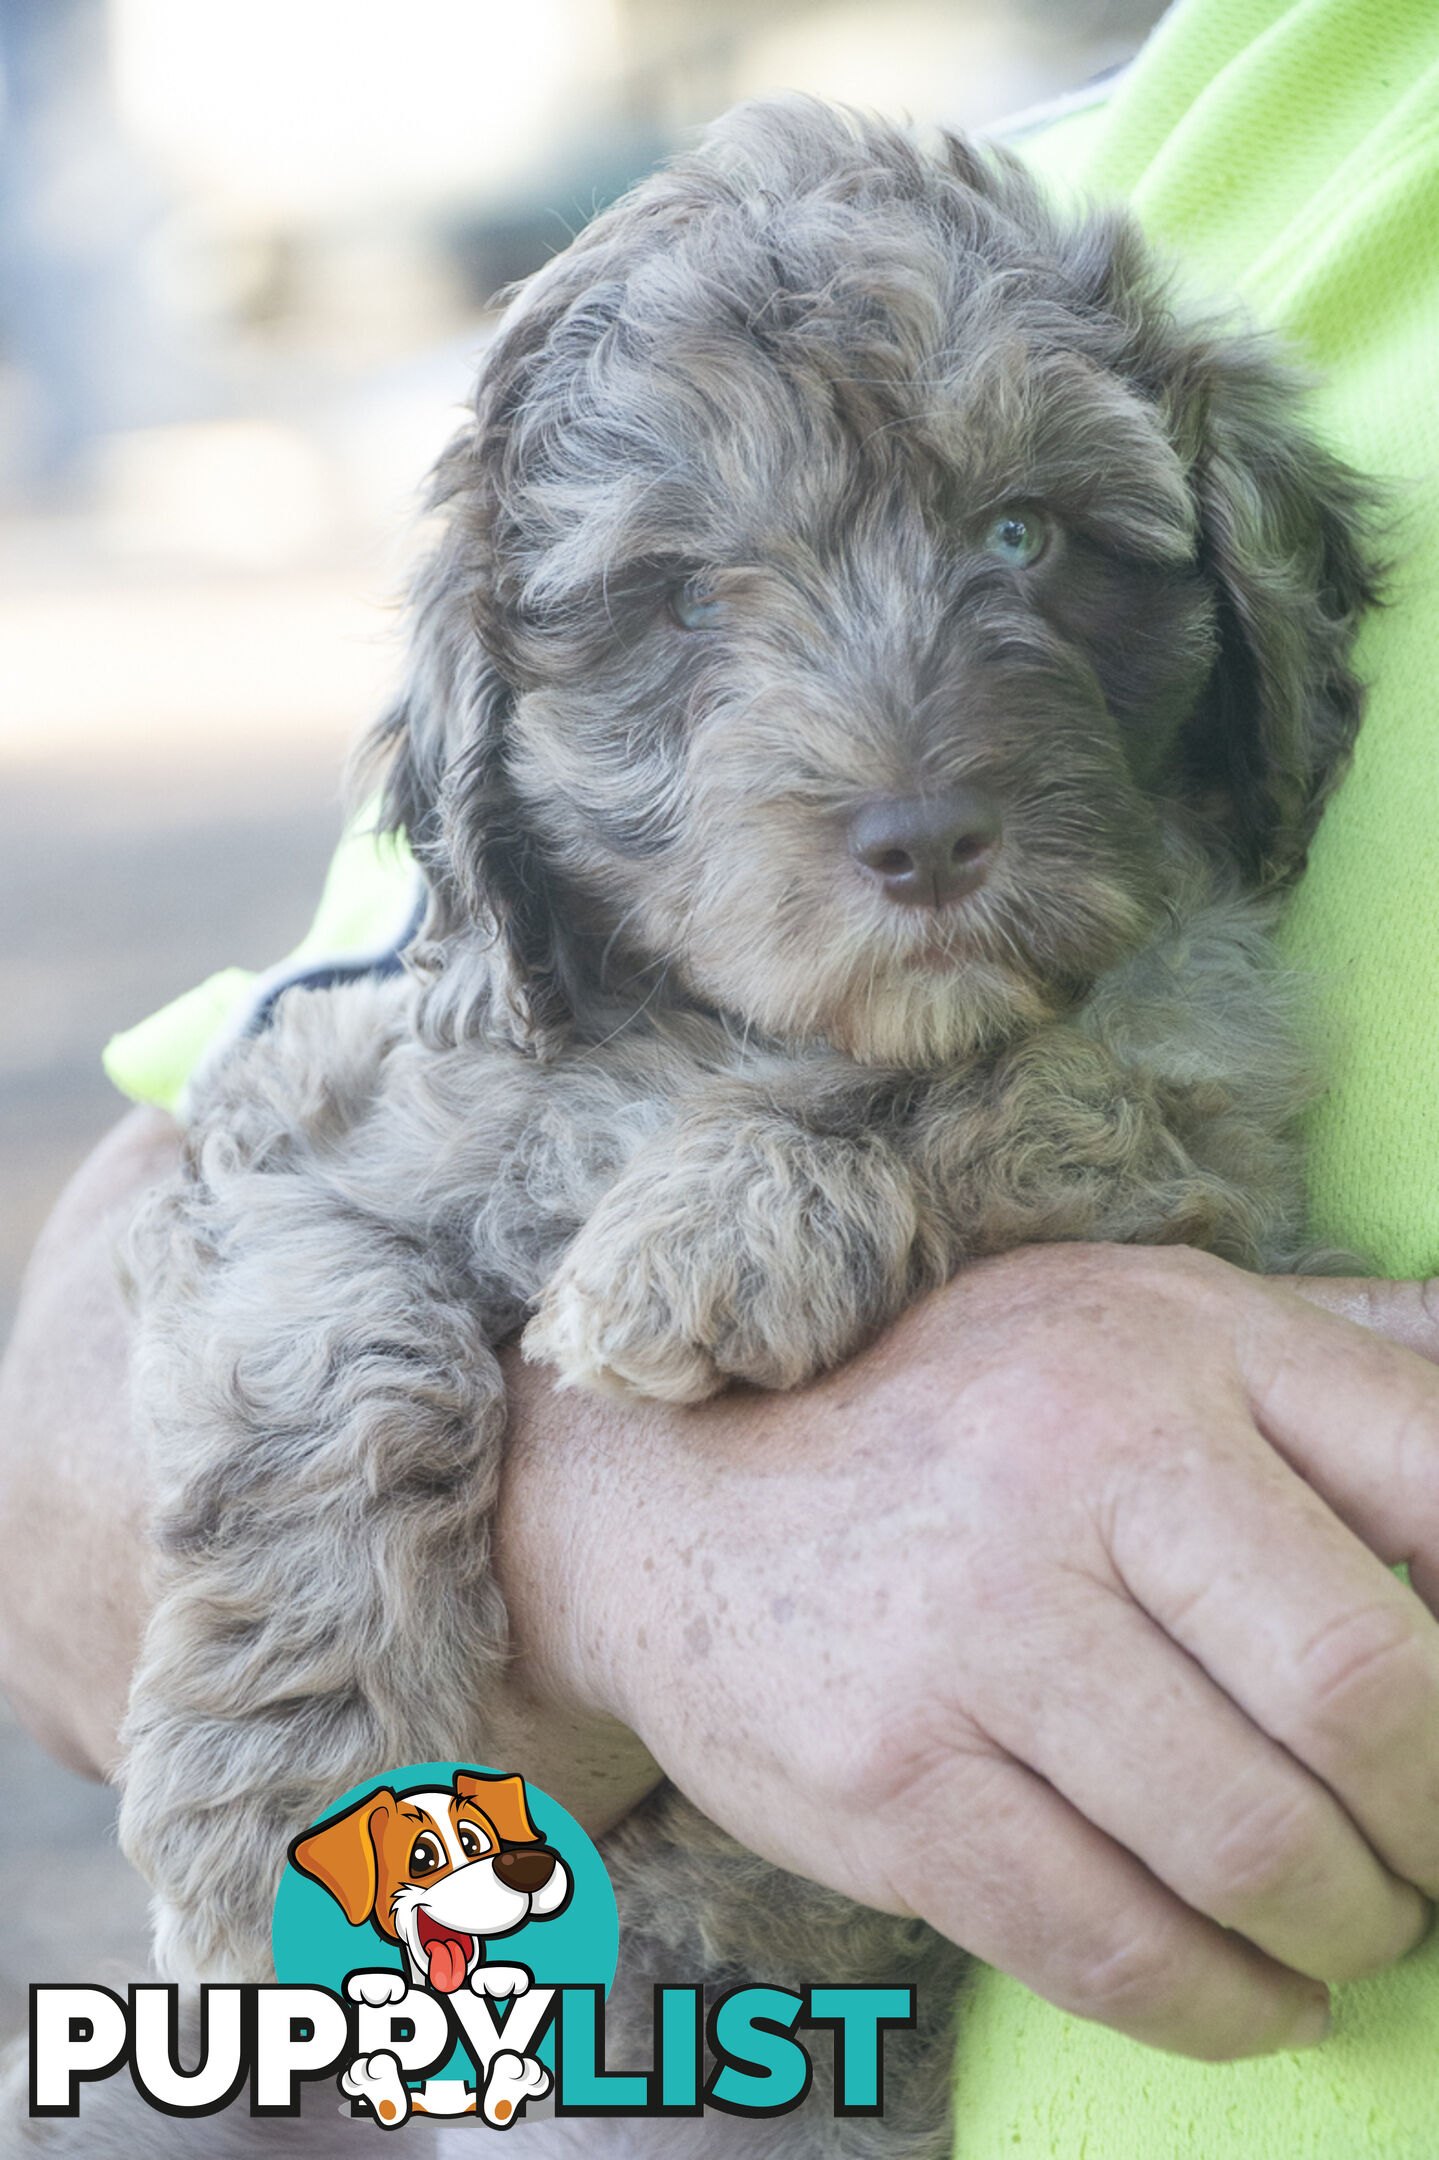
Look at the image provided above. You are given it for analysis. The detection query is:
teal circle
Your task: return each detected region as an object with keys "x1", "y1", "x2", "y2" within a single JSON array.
[{"x1": 272, "y1": 1760, "x2": 618, "y2": 2084}]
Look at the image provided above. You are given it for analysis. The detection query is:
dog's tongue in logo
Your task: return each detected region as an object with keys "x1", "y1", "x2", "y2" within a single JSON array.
[{"x1": 417, "y1": 1910, "x2": 475, "y2": 1994}]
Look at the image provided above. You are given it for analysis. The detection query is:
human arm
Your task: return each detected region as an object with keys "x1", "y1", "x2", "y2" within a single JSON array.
[
  {"x1": 7, "y1": 1114, "x2": 1439, "y2": 2061},
  {"x1": 498, "y1": 1241, "x2": 1439, "y2": 2059}
]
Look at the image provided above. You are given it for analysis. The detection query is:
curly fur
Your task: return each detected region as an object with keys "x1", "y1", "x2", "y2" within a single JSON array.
[{"x1": 102, "y1": 98, "x2": 1380, "y2": 2159}]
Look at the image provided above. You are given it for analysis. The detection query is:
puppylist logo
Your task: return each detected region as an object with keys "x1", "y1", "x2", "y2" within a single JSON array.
[{"x1": 30, "y1": 1761, "x2": 915, "y2": 2129}]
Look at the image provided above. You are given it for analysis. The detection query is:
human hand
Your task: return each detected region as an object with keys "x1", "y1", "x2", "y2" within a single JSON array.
[
  {"x1": 496, "y1": 1242, "x2": 1439, "y2": 2061},
  {"x1": 10, "y1": 1121, "x2": 1439, "y2": 2064}
]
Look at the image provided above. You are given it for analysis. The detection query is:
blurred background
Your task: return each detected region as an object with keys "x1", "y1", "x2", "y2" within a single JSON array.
[{"x1": 0, "y1": 0, "x2": 1165, "y2": 2042}]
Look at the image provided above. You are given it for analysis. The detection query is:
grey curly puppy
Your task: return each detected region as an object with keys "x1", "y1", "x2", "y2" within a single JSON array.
[{"x1": 115, "y1": 97, "x2": 1376, "y2": 2159}]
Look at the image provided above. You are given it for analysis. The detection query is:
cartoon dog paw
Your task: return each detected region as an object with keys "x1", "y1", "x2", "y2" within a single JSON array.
[
  {"x1": 482, "y1": 2050, "x2": 551, "y2": 2127},
  {"x1": 469, "y1": 1963, "x2": 532, "y2": 1999},
  {"x1": 340, "y1": 2048, "x2": 411, "y2": 2129},
  {"x1": 346, "y1": 1970, "x2": 409, "y2": 2008}
]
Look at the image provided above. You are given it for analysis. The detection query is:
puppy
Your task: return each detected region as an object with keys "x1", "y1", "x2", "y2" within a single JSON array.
[{"x1": 116, "y1": 97, "x2": 1378, "y2": 2159}]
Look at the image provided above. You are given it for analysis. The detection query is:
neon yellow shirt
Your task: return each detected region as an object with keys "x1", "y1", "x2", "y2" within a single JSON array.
[{"x1": 955, "y1": 4, "x2": 1439, "y2": 2152}]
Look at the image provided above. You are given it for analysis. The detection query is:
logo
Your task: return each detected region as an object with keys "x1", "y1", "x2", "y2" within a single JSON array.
[
  {"x1": 30, "y1": 1760, "x2": 914, "y2": 2128},
  {"x1": 274, "y1": 1759, "x2": 615, "y2": 2127}
]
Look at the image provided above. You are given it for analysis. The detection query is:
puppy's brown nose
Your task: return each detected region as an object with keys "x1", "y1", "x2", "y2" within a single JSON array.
[
  {"x1": 494, "y1": 1846, "x2": 558, "y2": 1894},
  {"x1": 848, "y1": 788, "x2": 1000, "y2": 909}
]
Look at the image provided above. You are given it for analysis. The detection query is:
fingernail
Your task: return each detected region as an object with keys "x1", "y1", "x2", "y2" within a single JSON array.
[{"x1": 1283, "y1": 1989, "x2": 1332, "y2": 2050}]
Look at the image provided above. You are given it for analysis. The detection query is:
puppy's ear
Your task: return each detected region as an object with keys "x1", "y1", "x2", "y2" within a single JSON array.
[
  {"x1": 1171, "y1": 341, "x2": 1382, "y2": 883},
  {"x1": 289, "y1": 1789, "x2": 396, "y2": 1926},
  {"x1": 357, "y1": 433, "x2": 574, "y2": 1056},
  {"x1": 966, "y1": 161, "x2": 1377, "y2": 884}
]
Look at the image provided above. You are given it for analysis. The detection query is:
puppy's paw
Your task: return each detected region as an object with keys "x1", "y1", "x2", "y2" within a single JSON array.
[
  {"x1": 483, "y1": 2050, "x2": 551, "y2": 2127},
  {"x1": 525, "y1": 1112, "x2": 915, "y2": 1400},
  {"x1": 341, "y1": 2049, "x2": 411, "y2": 2129},
  {"x1": 523, "y1": 1257, "x2": 727, "y2": 1404}
]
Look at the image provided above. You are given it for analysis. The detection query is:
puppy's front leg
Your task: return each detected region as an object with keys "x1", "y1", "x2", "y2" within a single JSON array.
[{"x1": 524, "y1": 1100, "x2": 939, "y2": 1403}]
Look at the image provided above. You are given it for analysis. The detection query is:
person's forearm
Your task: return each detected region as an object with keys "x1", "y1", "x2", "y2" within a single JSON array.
[
  {"x1": 11, "y1": 1117, "x2": 1439, "y2": 2063},
  {"x1": 490, "y1": 1351, "x2": 666, "y2": 1828},
  {"x1": 0, "y1": 1106, "x2": 172, "y2": 1776}
]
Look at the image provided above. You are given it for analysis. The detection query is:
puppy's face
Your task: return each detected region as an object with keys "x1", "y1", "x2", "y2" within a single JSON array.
[
  {"x1": 384, "y1": 103, "x2": 1375, "y2": 1068},
  {"x1": 499, "y1": 331, "x2": 1212, "y2": 1065}
]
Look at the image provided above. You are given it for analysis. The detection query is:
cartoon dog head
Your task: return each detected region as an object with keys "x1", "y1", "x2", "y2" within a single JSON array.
[{"x1": 290, "y1": 1768, "x2": 571, "y2": 1994}]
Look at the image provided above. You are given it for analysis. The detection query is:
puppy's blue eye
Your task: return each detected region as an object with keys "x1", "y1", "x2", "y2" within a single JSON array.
[
  {"x1": 670, "y1": 577, "x2": 726, "y2": 630},
  {"x1": 981, "y1": 509, "x2": 1048, "y2": 568}
]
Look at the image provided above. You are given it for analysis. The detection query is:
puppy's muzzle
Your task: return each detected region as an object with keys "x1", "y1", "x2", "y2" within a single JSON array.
[
  {"x1": 848, "y1": 786, "x2": 1001, "y2": 910},
  {"x1": 494, "y1": 1846, "x2": 560, "y2": 1894}
]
